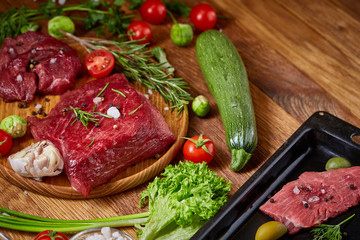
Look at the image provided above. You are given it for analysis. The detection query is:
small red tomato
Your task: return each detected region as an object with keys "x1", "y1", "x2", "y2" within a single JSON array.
[
  {"x1": 84, "y1": 49, "x2": 115, "y2": 78},
  {"x1": 140, "y1": 0, "x2": 167, "y2": 25},
  {"x1": 34, "y1": 230, "x2": 68, "y2": 240},
  {"x1": 126, "y1": 21, "x2": 152, "y2": 44},
  {"x1": 183, "y1": 134, "x2": 215, "y2": 164},
  {"x1": 0, "y1": 129, "x2": 12, "y2": 157},
  {"x1": 190, "y1": 3, "x2": 217, "y2": 31}
]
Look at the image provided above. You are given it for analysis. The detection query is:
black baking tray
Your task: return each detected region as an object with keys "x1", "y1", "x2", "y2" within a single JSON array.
[{"x1": 191, "y1": 111, "x2": 360, "y2": 240}]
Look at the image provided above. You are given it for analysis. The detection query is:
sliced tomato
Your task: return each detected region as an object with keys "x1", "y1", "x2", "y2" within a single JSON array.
[
  {"x1": 0, "y1": 129, "x2": 12, "y2": 157},
  {"x1": 34, "y1": 230, "x2": 68, "y2": 240},
  {"x1": 183, "y1": 134, "x2": 215, "y2": 164},
  {"x1": 84, "y1": 49, "x2": 115, "y2": 78}
]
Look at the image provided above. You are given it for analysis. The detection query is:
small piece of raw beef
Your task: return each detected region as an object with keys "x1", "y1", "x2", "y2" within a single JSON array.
[
  {"x1": 0, "y1": 31, "x2": 82, "y2": 102},
  {"x1": 259, "y1": 166, "x2": 360, "y2": 234},
  {"x1": 0, "y1": 53, "x2": 37, "y2": 102},
  {"x1": 28, "y1": 73, "x2": 175, "y2": 196}
]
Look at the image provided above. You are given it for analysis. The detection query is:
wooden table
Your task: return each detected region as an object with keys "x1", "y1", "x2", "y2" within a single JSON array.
[{"x1": 1, "y1": 0, "x2": 360, "y2": 239}]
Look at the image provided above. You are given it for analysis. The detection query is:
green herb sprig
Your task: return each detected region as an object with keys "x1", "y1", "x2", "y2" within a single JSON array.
[
  {"x1": 62, "y1": 31, "x2": 192, "y2": 114},
  {"x1": 0, "y1": 0, "x2": 133, "y2": 44},
  {"x1": 63, "y1": 107, "x2": 112, "y2": 129},
  {"x1": 311, "y1": 214, "x2": 355, "y2": 240}
]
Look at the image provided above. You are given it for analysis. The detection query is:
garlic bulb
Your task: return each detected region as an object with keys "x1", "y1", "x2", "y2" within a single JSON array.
[{"x1": 8, "y1": 140, "x2": 64, "y2": 178}]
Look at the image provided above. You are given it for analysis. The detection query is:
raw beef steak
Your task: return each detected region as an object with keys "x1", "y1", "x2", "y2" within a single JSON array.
[
  {"x1": 259, "y1": 166, "x2": 360, "y2": 234},
  {"x1": 28, "y1": 73, "x2": 175, "y2": 196},
  {"x1": 0, "y1": 31, "x2": 82, "y2": 102}
]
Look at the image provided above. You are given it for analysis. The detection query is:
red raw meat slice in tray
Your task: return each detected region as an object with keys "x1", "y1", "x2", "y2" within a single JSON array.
[{"x1": 259, "y1": 166, "x2": 360, "y2": 234}]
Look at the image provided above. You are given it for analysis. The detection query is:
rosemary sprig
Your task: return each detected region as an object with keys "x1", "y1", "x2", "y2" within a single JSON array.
[
  {"x1": 63, "y1": 107, "x2": 112, "y2": 129},
  {"x1": 129, "y1": 104, "x2": 143, "y2": 115},
  {"x1": 61, "y1": 31, "x2": 192, "y2": 114},
  {"x1": 86, "y1": 138, "x2": 95, "y2": 148},
  {"x1": 310, "y1": 214, "x2": 355, "y2": 240},
  {"x1": 97, "y1": 82, "x2": 110, "y2": 97},
  {"x1": 112, "y1": 88, "x2": 126, "y2": 98}
]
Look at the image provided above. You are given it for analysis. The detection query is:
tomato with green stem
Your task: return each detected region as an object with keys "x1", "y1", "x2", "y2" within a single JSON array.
[
  {"x1": 140, "y1": 0, "x2": 167, "y2": 25},
  {"x1": 126, "y1": 21, "x2": 152, "y2": 45},
  {"x1": 84, "y1": 49, "x2": 115, "y2": 78},
  {"x1": 183, "y1": 134, "x2": 215, "y2": 164},
  {"x1": 34, "y1": 230, "x2": 68, "y2": 240},
  {"x1": 0, "y1": 129, "x2": 12, "y2": 157},
  {"x1": 190, "y1": 3, "x2": 217, "y2": 31}
]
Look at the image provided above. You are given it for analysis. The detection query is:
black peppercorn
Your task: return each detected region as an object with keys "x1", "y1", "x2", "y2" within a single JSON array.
[
  {"x1": 350, "y1": 184, "x2": 355, "y2": 189},
  {"x1": 270, "y1": 198, "x2": 274, "y2": 203},
  {"x1": 304, "y1": 203, "x2": 309, "y2": 208},
  {"x1": 31, "y1": 111, "x2": 37, "y2": 115}
]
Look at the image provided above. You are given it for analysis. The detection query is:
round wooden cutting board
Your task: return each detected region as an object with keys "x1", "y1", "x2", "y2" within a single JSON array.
[{"x1": 0, "y1": 38, "x2": 189, "y2": 199}]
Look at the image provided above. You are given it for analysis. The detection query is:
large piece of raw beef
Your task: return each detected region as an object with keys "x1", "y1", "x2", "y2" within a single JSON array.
[
  {"x1": 0, "y1": 31, "x2": 82, "y2": 102},
  {"x1": 28, "y1": 73, "x2": 175, "y2": 196},
  {"x1": 259, "y1": 166, "x2": 360, "y2": 234}
]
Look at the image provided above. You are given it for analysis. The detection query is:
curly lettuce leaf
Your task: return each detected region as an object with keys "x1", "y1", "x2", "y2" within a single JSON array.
[{"x1": 136, "y1": 161, "x2": 231, "y2": 240}]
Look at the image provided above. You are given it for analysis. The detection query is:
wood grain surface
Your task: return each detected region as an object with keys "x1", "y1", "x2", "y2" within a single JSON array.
[{"x1": 0, "y1": 0, "x2": 359, "y2": 239}]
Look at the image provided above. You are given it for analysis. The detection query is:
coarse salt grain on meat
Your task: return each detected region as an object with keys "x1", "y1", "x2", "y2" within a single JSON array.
[
  {"x1": 259, "y1": 166, "x2": 360, "y2": 234},
  {"x1": 28, "y1": 73, "x2": 175, "y2": 197}
]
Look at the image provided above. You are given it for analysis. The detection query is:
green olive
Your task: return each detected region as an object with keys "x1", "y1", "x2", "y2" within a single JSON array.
[
  {"x1": 48, "y1": 16, "x2": 75, "y2": 38},
  {"x1": 192, "y1": 95, "x2": 210, "y2": 117},
  {"x1": 170, "y1": 23, "x2": 193, "y2": 47},
  {"x1": 325, "y1": 157, "x2": 352, "y2": 171},
  {"x1": 0, "y1": 115, "x2": 27, "y2": 138},
  {"x1": 255, "y1": 221, "x2": 287, "y2": 240}
]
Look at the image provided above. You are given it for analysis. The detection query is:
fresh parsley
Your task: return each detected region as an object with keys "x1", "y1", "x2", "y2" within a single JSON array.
[
  {"x1": 0, "y1": 0, "x2": 133, "y2": 44},
  {"x1": 311, "y1": 214, "x2": 355, "y2": 240}
]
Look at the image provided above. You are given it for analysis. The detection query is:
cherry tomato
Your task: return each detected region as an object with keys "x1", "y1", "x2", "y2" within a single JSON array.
[
  {"x1": 190, "y1": 3, "x2": 217, "y2": 31},
  {"x1": 0, "y1": 129, "x2": 12, "y2": 157},
  {"x1": 140, "y1": 0, "x2": 167, "y2": 25},
  {"x1": 183, "y1": 134, "x2": 215, "y2": 164},
  {"x1": 126, "y1": 21, "x2": 152, "y2": 44},
  {"x1": 34, "y1": 230, "x2": 68, "y2": 240},
  {"x1": 84, "y1": 49, "x2": 115, "y2": 78}
]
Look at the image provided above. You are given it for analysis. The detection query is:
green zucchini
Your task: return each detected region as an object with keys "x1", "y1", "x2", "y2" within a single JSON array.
[{"x1": 195, "y1": 30, "x2": 257, "y2": 171}]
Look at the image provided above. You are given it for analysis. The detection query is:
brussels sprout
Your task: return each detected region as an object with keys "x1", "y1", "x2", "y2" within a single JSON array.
[
  {"x1": 48, "y1": 16, "x2": 75, "y2": 38},
  {"x1": 0, "y1": 115, "x2": 27, "y2": 138},
  {"x1": 170, "y1": 23, "x2": 193, "y2": 47},
  {"x1": 192, "y1": 95, "x2": 210, "y2": 117}
]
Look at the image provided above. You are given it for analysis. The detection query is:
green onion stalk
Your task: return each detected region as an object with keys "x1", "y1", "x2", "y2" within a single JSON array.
[{"x1": 0, "y1": 206, "x2": 149, "y2": 233}]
